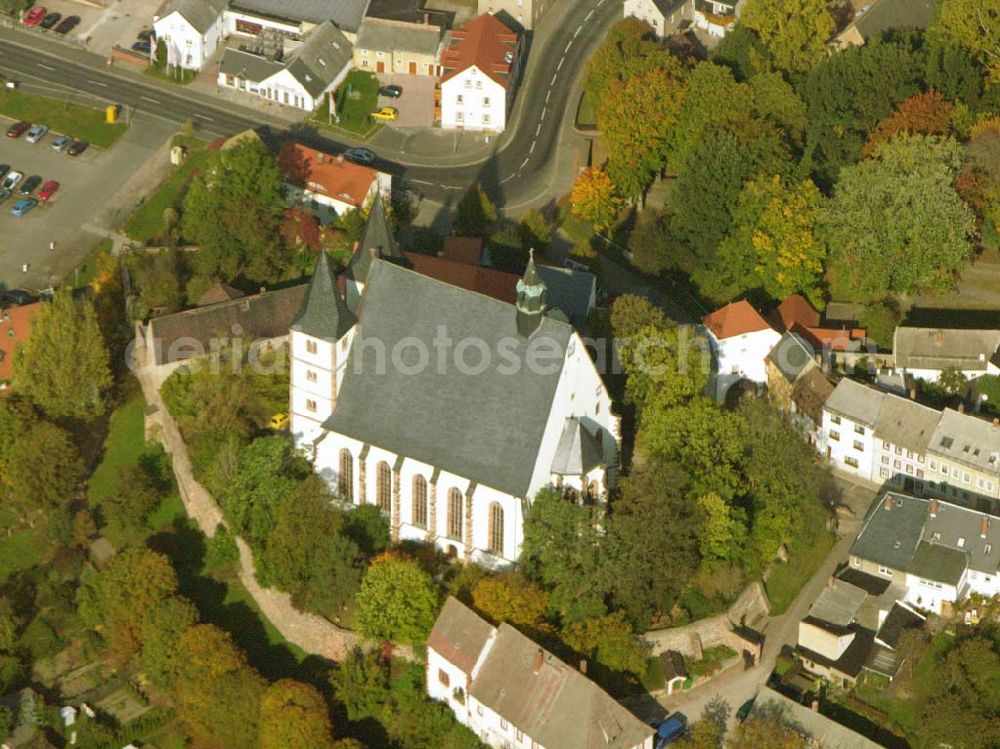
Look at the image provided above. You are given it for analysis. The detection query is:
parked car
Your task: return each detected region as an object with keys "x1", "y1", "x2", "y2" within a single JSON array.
[
  {"x1": 269, "y1": 412, "x2": 290, "y2": 430},
  {"x1": 51, "y1": 134, "x2": 72, "y2": 151},
  {"x1": 0, "y1": 164, "x2": 8, "y2": 180},
  {"x1": 19, "y1": 175, "x2": 42, "y2": 195},
  {"x1": 379, "y1": 84, "x2": 403, "y2": 98},
  {"x1": 10, "y1": 198, "x2": 38, "y2": 217},
  {"x1": 22, "y1": 6, "x2": 46, "y2": 26},
  {"x1": 54, "y1": 15, "x2": 79, "y2": 34},
  {"x1": 0, "y1": 189, "x2": 11, "y2": 206},
  {"x1": 132, "y1": 40, "x2": 152, "y2": 54},
  {"x1": 39, "y1": 11, "x2": 60, "y2": 29},
  {"x1": 344, "y1": 147, "x2": 376, "y2": 166},
  {"x1": 0, "y1": 289, "x2": 35, "y2": 305},
  {"x1": 25, "y1": 124, "x2": 48, "y2": 144},
  {"x1": 654, "y1": 714, "x2": 688, "y2": 749},
  {"x1": 371, "y1": 107, "x2": 398, "y2": 122},
  {"x1": 137, "y1": 28, "x2": 153, "y2": 41},
  {"x1": 66, "y1": 140, "x2": 89, "y2": 157},
  {"x1": 37, "y1": 180, "x2": 59, "y2": 201},
  {"x1": 6, "y1": 121, "x2": 30, "y2": 138},
  {"x1": 736, "y1": 697, "x2": 756, "y2": 723},
  {"x1": 1, "y1": 171, "x2": 24, "y2": 191}
]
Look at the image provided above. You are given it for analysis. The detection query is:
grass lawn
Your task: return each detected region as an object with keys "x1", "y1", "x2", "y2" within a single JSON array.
[
  {"x1": 0, "y1": 525, "x2": 49, "y2": 584},
  {"x1": 69, "y1": 238, "x2": 114, "y2": 289},
  {"x1": 87, "y1": 394, "x2": 148, "y2": 505},
  {"x1": 329, "y1": 70, "x2": 381, "y2": 136},
  {"x1": 121, "y1": 144, "x2": 211, "y2": 243},
  {"x1": 765, "y1": 530, "x2": 837, "y2": 615},
  {"x1": 0, "y1": 90, "x2": 127, "y2": 148},
  {"x1": 576, "y1": 90, "x2": 597, "y2": 129}
]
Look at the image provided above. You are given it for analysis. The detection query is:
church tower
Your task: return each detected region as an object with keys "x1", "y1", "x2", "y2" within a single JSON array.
[
  {"x1": 345, "y1": 192, "x2": 408, "y2": 310},
  {"x1": 289, "y1": 251, "x2": 357, "y2": 449},
  {"x1": 515, "y1": 249, "x2": 547, "y2": 338}
]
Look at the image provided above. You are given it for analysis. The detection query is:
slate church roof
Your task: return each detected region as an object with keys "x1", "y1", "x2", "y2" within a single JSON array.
[
  {"x1": 290, "y1": 251, "x2": 356, "y2": 342},
  {"x1": 550, "y1": 417, "x2": 604, "y2": 476},
  {"x1": 346, "y1": 192, "x2": 408, "y2": 284}
]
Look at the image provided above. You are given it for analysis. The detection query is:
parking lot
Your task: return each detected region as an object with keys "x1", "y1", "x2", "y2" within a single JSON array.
[
  {"x1": 16, "y1": 0, "x2": 162, "y2": 56},
  {"x1": 376, "y1": 73, "x2": 436, "y2": 128},
  {"x1": 0, "y1": 112, "x2": 174, "y2": 290}
]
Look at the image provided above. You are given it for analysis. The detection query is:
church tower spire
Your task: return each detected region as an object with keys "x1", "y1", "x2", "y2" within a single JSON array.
[{"x1": 515, "y1": 249, "x2": 547, "y2": 338}]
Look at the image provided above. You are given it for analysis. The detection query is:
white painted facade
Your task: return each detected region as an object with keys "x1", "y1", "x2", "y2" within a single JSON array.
[
  {"x1": 441, "y1": 65, "x2": 510, "y2": 133},
  {"x1": 218, "y1": 64, "x2": 350, "y2": 112},
  {"x1": 622, "y1": 0, "x2": 693, "y2": 38},
  {"x1": 821, "y1": 409, "x2": 876, "y2": 479},
  {"x1": 153, "y1": 10, "x2": 223, "y2": 71},
  {"x1": 706, "y1": 326, "x2": 781, "y2": 396},
  {"x1": 224, "y1": 9, "x2": 306, "y2": 40},
  {"x1": 285, "y1": 170, "x2": 391, "y2": 222}
]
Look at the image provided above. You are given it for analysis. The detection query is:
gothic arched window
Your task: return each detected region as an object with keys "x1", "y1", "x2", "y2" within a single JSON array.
[
  {"x1": 412, "y1": 476, "x2": 428, "y2": 528},
  {"x1": 338, "y1": 449, "x2": 353, "y2": 500},
  {"x1": 488, "y1": 502, "x2": 504, "y2": 556},
  {"x1": 376, "y1": 461, "x2": 391, "y2": 513},
  {"x1": 447, "y1": 488, "x2": 463, "y2": 540}
]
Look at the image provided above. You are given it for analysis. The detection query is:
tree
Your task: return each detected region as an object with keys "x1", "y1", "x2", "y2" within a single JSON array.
[
  {"x1": 100, "y1": 465, "x2": 162, "y2": 541},
  {"x1": 130, "y1": 248, "x2": 186, "y2": 313},
  {"x1": 173, "y1": 624, "x2": 266, "y2": 749},
  {"x1": 356, "y1": 555, "x2": 439, "y2": 644},
  {"x1": 673, "y1": 720, "x2": 723, "y2": 749},
  {"x1": 707, "y1": 176, "x2": 827, "y2": 305},
  {"x1": 182, "y1": 137, "x2": 286, "y2": 283},
  {"x1": 825, "y1": 135, "x2": 976, "y2": 301},
  {"x1": 609, "y1": 459, "x2": 700, "y2": 627},
  {"x1": 453, "y1": 184, "x2": 496, "y2": 237},
  {"x1": 931, "y1": 0, "x2": 1000, "y2": 82},
  {"x1": 858, "y1": 302, "x2": 900, "y2": 350},
  {"x1": 260, "y1": 679, "x2": 337, "y2": 749},
  {"x1": 0, "y1": 706, "x2": 12, "y2": 744},
  {"x1": 5, "y1": 421, "x2": 84, "y2": 513},
  {"x1": 862, "y1": 90, "x2": 954, "y2": 157},
  {"x1": 344, "y1": 504, "x2": 391, "y2": 557},
  {"x1": 627, "y1": 208, "x2": 698, "y2": 276},
  {"x1": 520, "y1": 487, "x2": 610, "y2": 623},
  {"x1": 139, "y1": 595, "x2": 198, "y2": 687},
  {"x1": 584, "y1": 18, "x2": 667, "y2": 104},
  {"x1": 696, "y1": 493, "x2": 747, "y2": 564},
  {"x1": 561, "y1": 610, "x2": 648, "y2": 676},
  {"x1": 0, "y1": 0, "x2": 31, "y2": 17},
  {"x1": 619, "y1": 324, "x2": 711, "y2": 417},
  {"x1": 610, "y1": 294, "x2": 667, "y2": 340},
  {"x1": 740, "y1": 0, "x2": 834, "y2": 74},
  {"x1": 0, "y1": 598, "x2": 18, "y2": 652},
  {"x1": 939, "y1": 367, "x2": 970, "y2": 395},
  {"x1": 727, "y1": 704, "x2": 808, "y2": 749},
  {"x1": 13, "y1": 291, "x2": 111, "y2": 420},
  {"x1": 331, "y1": 648, "x2": 390, "y2": 722},
  {"x1": 518, "y1": 209, "x2": 552, "y2": 252},
  {"x1": 570, "y1": 167, "x2": 622, "y2": 231},
  {"x1": 471, "y1": 573, "x2": 549, "y2": 630}
]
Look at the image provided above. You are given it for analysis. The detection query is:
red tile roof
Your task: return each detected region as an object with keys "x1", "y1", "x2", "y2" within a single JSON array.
[
  {"x1": 769, "y1": 296, "x2": 866, "y2": 351},
  {"x1": 770, "y1": 294, "x2": 820, "y2": 331},
  {"x1": 0, "y1": 302, "x2": 42, "y2": 382},
  {"x1": 278, "y1": 142, "x2": 377, "y2": 208},
  {"x1": 702, "y1": 300, "x2": 773, "y2": 339},
  {"x1": 441, "y1": 236, "x2": 483, "y2": 266},
  {"x1": 440, "y1": 14, "x2": 519, "y2": 89},
  {"x1": 404, "y1": 252, "x2": 517, "y2": 304},
  {"x1": 795, "y1": 324, "x2": 867, "y2": 352}
]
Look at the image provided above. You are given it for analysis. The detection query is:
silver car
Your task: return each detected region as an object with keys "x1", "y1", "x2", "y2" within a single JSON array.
[
  {"x1": 1, "y1": 170, "x2": 23, "y2": 191},
  {"x1": 51, "y1": 134, "x2": 72, "y2": 151},
  {"x1": 25, "y1": 125, "x2": 48, "y2": 144}
]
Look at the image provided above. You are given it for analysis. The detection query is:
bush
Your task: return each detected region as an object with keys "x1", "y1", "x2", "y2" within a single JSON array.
[{"x1": 205, "y1": 525, "x2": 240, "y2": 572}]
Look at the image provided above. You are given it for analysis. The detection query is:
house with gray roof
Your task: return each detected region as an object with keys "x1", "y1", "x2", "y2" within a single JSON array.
[
  {"x1": 836, "y1": 0, "x2": 937, "y2": 48},
  {"x1": 892, "y1": 326, "x2": 1000, "y2": 384},
  {"x1": 354, "y1": 16, "x2": 443, "y2": 76},
  {"x1": 153, "y1": 0, "x2": 227, "y2": 70},
  {"x1": 754, "y1": 687, "x2": 884, "y2": 749},
  {"x1": 228, "y1": 0, "x2": 371, "y2": 38},
  {"x1": 427, "y1": 597, "x2": 655, "y2": 749},
  {"x1": 622, "y1": 0, "x2": 692, "y2": 38},
  {"x1": 291, "y1": 206, "x2": 620, "y2": 566},
  {"x1": 849, "y1": 492, "x2": 1000, "y2": 615}
]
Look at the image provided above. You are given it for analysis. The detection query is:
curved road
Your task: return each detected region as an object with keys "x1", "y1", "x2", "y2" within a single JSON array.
[{"x1": 0, "y1": 0, "x2": 617, "y2": 207}]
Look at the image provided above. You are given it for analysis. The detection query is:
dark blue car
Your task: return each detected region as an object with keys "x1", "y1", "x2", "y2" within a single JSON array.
[{"x1": 654, "y1": 713, "x2": 688, "y2": 748}]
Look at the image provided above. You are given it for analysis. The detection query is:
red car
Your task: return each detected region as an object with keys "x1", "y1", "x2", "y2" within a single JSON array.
[
  {"x1": 23, "y1": 6, "x2": 47, "y2": 26},
  {"x1": 37, "y1": 180, "x2": 59, "y2": 201},
  {"x1": 5, "y1": 121, "x2": 30, "y2": 138}
]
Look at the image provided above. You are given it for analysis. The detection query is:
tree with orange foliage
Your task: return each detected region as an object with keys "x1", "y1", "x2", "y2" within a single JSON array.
[
  {"x1": 259, "y1": 679, "x2": 337, "y2": 749},
  {"x1": 862, "y1": 90, "x2": 953, "y2": 157},
  {"x1": 570, "y1": 167, "x2": 623, "y2": 231}
]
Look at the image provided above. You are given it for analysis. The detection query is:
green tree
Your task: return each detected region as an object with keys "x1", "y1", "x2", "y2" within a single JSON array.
[
  {"x1": 0, "y1": 706, "x2": 12, "y2": 744},
  {"x1": 471, "y1": 573, "x2": 549, "y2": 630},
  {"x1": 740, "y1": 0, "x2": 834, "y2": 74},
  {"x1": 627, "y1": 208, "x2": 698, "y2": 276},
  {"x1": 825, "y1": 135, "x2": 976, "y2": 301},
  {"x1": 13, "y1": 291, "x2": 111, "y2": 420},
  {"x1": 332, "y1": 648, "x2": 390, "y2": 722},
  {"x1": 518, "y1": 209, "x2": 552, "y2": 252},
  {"x1": 453, "y1": 184, "x2": 497, "y2": 238},
  {"x1": 260, "y1": 679, "x2": 337, "y2": 749},
  {"x1": 0, "y1": 0, "x2": 31, "y2": 17},
  {"x1": 562, "y1": 610, "x2": 648, "y2": 676},
  {"x1": 356, "y1": 555, "x2": 439, "y2": 644},
  {"x1": 939, "y1": 366, "x2": 970, "y2": 395},
  {"x1": 182, "y1": 138, "x2": 286, "y2": 283},
  {"x1": 858, "y1": 302, "x2": 900, "y2": 350},
  {"x1": 696, "y1": 492, "x2": 748, "y2": 565},
  {"x1": 570, "y1": 167, "x2": 623, "y2": 231},
  {"x1": 520, "y1": 487, "x2": 610, "y2": 623},
  {"x1": 5, "y1": 421, "x2": 84, "y2": 513},
  {"x1": 0, "y1": 598, "x2": 18, "y2": 652},
  {"x1": 619, "y1": 324, "x2": 711, "y2": 417},
  {"x1": 727, "y1": 704, "x2": 808, "y2": 749},
  {"x1": 130, "y1": 248, "x2": 186, "y2": 313},
  {"x1": 100, "y1": 464, "x2": 162, "y2": 541},
  {"x1": 610, "y1": 294, "x2": 667, "y2": 340},
  {"x1": 584, "y1": 18, "x2": 672, "y2": 104},
  {"x1": 344, "y1": 504, "x2": 391, "y2": 557},
  {"x1": 930, "y1": 0, "x2": 1000, "y2": 82},
  {"x1": 139, "y1": 595, "x2": 198, "y2": 687}
]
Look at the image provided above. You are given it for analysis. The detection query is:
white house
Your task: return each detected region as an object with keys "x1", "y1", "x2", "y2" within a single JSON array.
[
  {"x1": 427, "y1": 597, "x2": 655, "y2": 749},
  {"x1": 291, "y1": 202, "x2": 619, "y2": 566},
  {"x1": 278, "y1": 142, "x2": 390, "y2": 222},
  {"x1": 701, "y1": 300, "x2": 781, "y2": 399},
  {"x1": 692, "y1": 0, "x2": 739, "y2": 37},
  {"x1": 152, "y1": 0, "x2": 226, "y2": 71},
  {"x1": 623, "y1": 0, "x2": 693, "y2": 38},
  {"x1": 217, "y1": 21, "x2": 353, "y2": 112},
  {"x1": 439, "y1": 14, "x2": 521, "y2": 134},
  {"x1": 892, "y1": 327, "x2": 1000, "y2": 384}
]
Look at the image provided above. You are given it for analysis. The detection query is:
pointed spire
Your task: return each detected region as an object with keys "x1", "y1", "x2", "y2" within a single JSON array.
[
  {"x1": 347, "y1": 192, "x2": 409, "y2": 282},
  {"x1": 516, "y1": 249, "x2": 547, "y2": 337},
  {"x1": 291, "y1": 251, "x2": 356, "y2": 342}
]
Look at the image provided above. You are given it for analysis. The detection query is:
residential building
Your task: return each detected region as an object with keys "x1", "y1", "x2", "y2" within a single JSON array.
[
  {"x1": 152, "y1": 0, "x2": 227, "y2": 71},
  {"x1": 835, "y1": 0, "x2": 937, "y2": 48},
  {"x1": 439, "y1": 14, "x2": 522, "y2": 133},
  {"x1": 354, "y1": 17, "x2": 443, "y2": 75},
  {"x1": 278, "y1": 142, "x2": 391, "y2": 221},
  {"x1": 0, "y1": 299, "x2": 41, "y2": 384},
  {"x1": 925, "y1": 408, "x2": 1000, "y2": 514},
  {"x1": 293, "y1": 210, "x2": 618, "y2": 566},
  {"x1": 892, "y1": 326, "x2": 1000, "y2": 384},
  {"x1": 692, "y1": 0, "x2": 739, "y2": 37},
  {"x1": 850, "y1": 493, "x2": 1000, "y2": 615},
  {"x1": 702, "y1": 300, "x2": 782, "y2": 399},
  {"x1": 768, "y1": 294, "x2": 867, "y2": 356},
  {"x1": 218, "y1": 21, "x2": 353, "y2": 112},
  {"x1": 622, "y1": 0, "x2": 693, "y2": 39},
  {"x1": 226, "y1": 0, "x2": 370, "y2": 41},
  {"x1": 427, "y1": 597, "x2": 655, "y2": 749},
  {"x1": 478, "y1": 0, "x2": 552, "y2": 30},
  {"x1": 753, "y1": 686, "x2": 887, "y2": 749},
  {"x1": 765, "y1": 331, "x2": 834, "y2": 445}
]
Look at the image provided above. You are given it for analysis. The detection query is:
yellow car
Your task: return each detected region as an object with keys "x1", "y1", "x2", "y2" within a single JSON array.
[
  {"x1": 371, "y1": 107, "x2": 398, "y2": 122},
  {"x1": 269, "y1": 412, "x2": 290, "y2": 431}
]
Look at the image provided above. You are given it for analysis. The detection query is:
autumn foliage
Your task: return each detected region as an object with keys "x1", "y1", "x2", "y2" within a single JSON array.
[
  {"x1": 862, "y1": 90, "x2": 953, "y2": 157},
  {"x1": 570, "y1": 167, "x2": 622, "y2": 231}
]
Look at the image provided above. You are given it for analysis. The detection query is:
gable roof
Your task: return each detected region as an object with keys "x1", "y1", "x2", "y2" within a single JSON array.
[
  {"x1": 873, "y1": 395, "x2": 940, "y2": 456},
  {"x1": 426, "y1": 597, "x2": 495, "y2": 672},
  {"x1": 756, "y1": 687, "x2": 884, "y2": 749},
  {"x1": 929, "y1": 408, "x2": 1000, "y2": 475},
  {"x1": 770, "y1": 294, "x2": 820, "y2": 331},
  {"x1": 158, "y1": 0, "x2": 225, "y2": 33},
  {"x1": 197, "y1": 282, "x2": 244, "y2": 307},
  {"x1": 702, "y1": 300, "x2": 773, "y2": 340},
  {"x1": 850, "y1": 0, "x2": 936, "y2": 41},
  {"x1": 807, "y1": 580, "x2": 868, "y2": 628},
  {"x1": 767, "y1": 331, "x2": 816, "y2": 383},
  {"x1": 0, "y1": 300, "x2": 41, "y2": 382},
  {"x1": 282, "y1": 21, "x2": 354, "y2": 97},
  {"x1": 440, "y1": 14, "x2": 519, "y2": 89},
  {"x1": 875, "y1": 602, "x2": 924, "y2": 649},
  {"x1": 323, "y1": 259, "x2": 575, "y2": 497},
  {"x1": 279, "y1": 141, "x2": 377, "y2": 208},
  {"x1": 536, "y1": 265, "x2": 596, "y2": 322},
  {"x1": 291, "y1": 252, "x2": 356, "y2": 342},
  {"x1": 550, "y1": 417, "x2": 604, "y2": 476},
  {"x1": 792, "y1": 368, "x2": 835, "y2": 424},
  {"x1": 824, "y1": 378, "x2": 886, "y2": 428},
  {"x1": 893, "y1": 327, "x2": 1000, "y2": 373},
  {"x1": 356, "y1": 16, "x2": 442, "y2": 56},
  {"x1": 219, "y1": 48, "x2": 283, "y2": 82},
  {"x1": 230, "y1": 0, "x2": 370, "y2": 30}
]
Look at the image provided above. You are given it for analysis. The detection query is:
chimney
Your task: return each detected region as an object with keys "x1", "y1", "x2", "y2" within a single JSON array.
[
  {"x1": 811, "y1": 699, "x2": 820, "y2": 713},
  {"x1": 930, "y1": 499, "x2": 938, "y2": 518},
  {"x1": 337, "y1": 153, "x2": 345, "y2": 163},
  {"x1": 533, "y1": 649, "x2": 544, "y2": 674},
  {"x1": 884, "y1": 496, "x2": 893, "y2": 511},
  {"x1": 826, "y1": 576, "x2": 835, "y2": 588},
  {"x1": 579, "y1": 659, "x2": 587, "y2": 675},
  {"x1": 424, "y1": 12, "x2": 430, "y2": 24},
  {"x1": 259, "y1": 286, "x2": 266, "y2": 295},
  {"x1": 959, "y1": 403, "x2": 965, "y2": 414},
  {"x1": 317, "y1": 152, "x2": 325, "y2": 163},
  {"x1": 909, "y1": 388, "x2": 917, "y2": 400},
  {"x1": 982, "y1": 515, "x2": 990, "y2": 538}
]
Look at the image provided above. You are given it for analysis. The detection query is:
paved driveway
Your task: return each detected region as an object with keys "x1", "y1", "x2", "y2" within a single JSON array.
[
  {"x1": 376, "y1": 72, "x2": 435, "y2": 128},
  {"x1": 77, "y1": 0, "x2": 162, "y2": 55}
]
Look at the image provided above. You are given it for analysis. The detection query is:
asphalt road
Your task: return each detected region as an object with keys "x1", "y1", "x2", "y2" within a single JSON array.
[{"x1": 0, "y1": 0, "x2": 619, "y2": 207}]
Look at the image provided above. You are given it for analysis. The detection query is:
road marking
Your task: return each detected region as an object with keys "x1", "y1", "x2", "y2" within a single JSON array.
[
  {"x1": 140, "y1": 95, "x2": 161, "y2": 104},
  {"x1": 87, "y1": 80, "x2": 108, "y2": 87},
  {"x1": 36, "y1": 63, "x2": 54, "y2": 71},
  {"x1": 574, "y1": 25, "x2": 582, "y2": 38},
  {"x1": 194, "y1": 114, "x2": 215, "y2": 122},
  {"x1": 557, "y1": 56, "x2": 565, "y2": 71},
  {"x1": 586, "y1": 9, "x2": 595, "y2": 19},
  {"x1": 536, "y1": 123, "x2": 542, "y2": 136},
  {"x1": 520, "y1": 157, "x2": 529, "y2": 169},
  {"x1": 564, "y1": 40, "x2": 573, "y2": 53},
  {"x1": 545, "y1": 90, "x2": 551, "y2": 103},
  {"x1": 551, "y1": 73, "x2": 558, "y2": 85},
  {"x1": 541, "y1": 106, "x2": 547, "y2": 120},
  {"x1": 500, "y1": 173, "x2": 516, "y2": 184},
  {"x1": 410, "y1": 178, "x2": 433, "y2": 186},
  {"x1": 530, "y1": 140, "x2": 536, "y2": 154}
]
